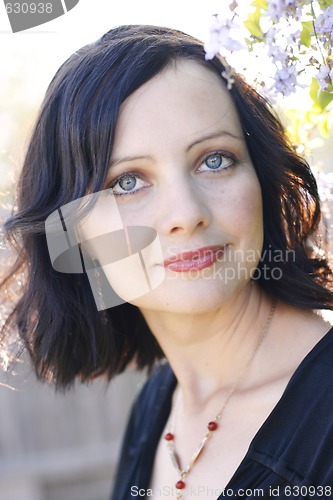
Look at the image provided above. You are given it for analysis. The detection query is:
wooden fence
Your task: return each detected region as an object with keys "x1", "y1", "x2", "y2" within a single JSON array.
[{"x1": 0, "y1": 359, "x2": 145, "y2": 500}]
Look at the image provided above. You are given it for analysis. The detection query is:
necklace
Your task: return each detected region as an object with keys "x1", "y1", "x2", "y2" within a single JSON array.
[{"x1": 164, "y1": 299, "x2": 277, "y2": 498}]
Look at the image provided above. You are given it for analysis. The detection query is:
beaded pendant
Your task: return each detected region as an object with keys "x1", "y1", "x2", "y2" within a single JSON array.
[{"x1": 164, "y1": 421, "x2": 219, "y2": 498}]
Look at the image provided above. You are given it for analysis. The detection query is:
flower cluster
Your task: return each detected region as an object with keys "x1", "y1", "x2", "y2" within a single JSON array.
[
  {"x1": 267, "y1": 0, "x2": 303, "y2": 22},
  {"x1": 314, "y1": 4, "x2": 333, "y2": 90},
  {"x1": 205, "y1": 0, "x2": 333, "y2": 105},
  {"x1": 204, "y1": 17, "x2": 243, "y2": 60}
]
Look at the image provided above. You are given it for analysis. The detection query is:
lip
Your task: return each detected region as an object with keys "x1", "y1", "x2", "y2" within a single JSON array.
[{"x1": 163, "y1": 245, "x2": 226, "y2": 272}]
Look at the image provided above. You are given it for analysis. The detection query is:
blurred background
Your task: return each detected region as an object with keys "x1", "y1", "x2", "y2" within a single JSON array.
[{"x1": 0, "y1": 1, "x2": 332, "y2": 499}]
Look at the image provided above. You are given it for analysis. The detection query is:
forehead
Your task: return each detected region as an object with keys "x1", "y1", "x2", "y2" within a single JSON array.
[{"x1": 112, "y1": 60, "x2": 243, "y2": 154}]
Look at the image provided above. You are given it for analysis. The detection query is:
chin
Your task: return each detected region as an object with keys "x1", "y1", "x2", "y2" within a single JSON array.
[{"x1": 128, "y1": 277, "x2": 246, "y2": 315}]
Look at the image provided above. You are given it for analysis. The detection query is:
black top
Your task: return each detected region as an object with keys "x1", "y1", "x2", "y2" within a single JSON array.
[{"x1": 111, "y1": 327, "x2": 333, "y2": 499}]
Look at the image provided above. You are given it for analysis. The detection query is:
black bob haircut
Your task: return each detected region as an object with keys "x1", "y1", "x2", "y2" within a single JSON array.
[{"x1": 1, "y1": 24, "x2": 332, "y2": 389}]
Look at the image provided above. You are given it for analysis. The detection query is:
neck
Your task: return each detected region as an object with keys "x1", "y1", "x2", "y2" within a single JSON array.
[{"x1": 140, "y1": 283, "x2": 275, "y2": 412}]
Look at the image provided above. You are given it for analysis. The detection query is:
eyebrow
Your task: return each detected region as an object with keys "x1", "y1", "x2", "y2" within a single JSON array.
[
  {"x1": 109, "y1": 155, "x2": 153, "y2": 168},
  {"x1": 187, "y1": 130, "x2": 244, "y2": 151},
  {"x1": 109, "y1": 130, "x2": 244, "y2": 167}
]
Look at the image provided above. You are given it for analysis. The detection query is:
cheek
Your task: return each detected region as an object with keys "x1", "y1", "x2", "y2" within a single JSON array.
[
  {"x1": 214, "y1": 172, "x2": 263, "y2": 242},
  {"x1": 238, "y1": 183, "x2": 263, "y2": 232}
]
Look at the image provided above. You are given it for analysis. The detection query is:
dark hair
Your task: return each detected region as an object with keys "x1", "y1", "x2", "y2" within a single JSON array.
[{"x1": 1, "y1": 25, "x2": 332, "y2": 389}]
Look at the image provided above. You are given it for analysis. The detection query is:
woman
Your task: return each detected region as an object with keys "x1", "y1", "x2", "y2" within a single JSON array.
[{"x1": 1, "y1": 25, "x2": 333, "y2": 499}]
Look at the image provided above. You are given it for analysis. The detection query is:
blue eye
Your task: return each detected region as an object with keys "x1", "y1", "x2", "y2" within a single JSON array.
[
  {"x1": 198, "y1": 152, "x2": 236, "y2": 173},
  {"x1": 119, "y1": 175, "x2": 137, "y2": 191},
  {"x1": 205, "y1": 154, "x2": 223, "y2": 170},
  {"x1": 109, "y1": 173, "x2": 149, "y2": 196}
]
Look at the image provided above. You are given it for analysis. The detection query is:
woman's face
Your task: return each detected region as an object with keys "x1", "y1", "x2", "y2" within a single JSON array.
[{"x1": 82, "y1": 60, "x2": 264, "y2": 314}]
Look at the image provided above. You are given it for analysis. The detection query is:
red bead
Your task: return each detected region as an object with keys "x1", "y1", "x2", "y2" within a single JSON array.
[
  {"x1": 164, "y1": 432, "x2": 174, "y2": 441},
  {"x1": 208, "y1": 421, "x2": 218, "y2": 431},
  {"x1": 176, "y1": 480, "x2": 186, "y2": 490}
]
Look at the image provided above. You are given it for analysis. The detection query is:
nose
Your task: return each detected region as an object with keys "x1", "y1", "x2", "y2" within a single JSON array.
[{"x1": 155, "y1": 176, "x2": 211, "y2": 237}]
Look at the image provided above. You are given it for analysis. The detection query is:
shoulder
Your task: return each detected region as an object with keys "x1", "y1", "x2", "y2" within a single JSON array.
[
  {"x1": 288, "y1": 320, "x2": 333, "y2": 391},
  {"x1": 249, "y1": 320, "x2": 333, "y2": 486}
]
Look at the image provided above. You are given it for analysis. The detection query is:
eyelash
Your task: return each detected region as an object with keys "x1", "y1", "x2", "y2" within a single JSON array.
[
  {"x1": 107, "y1": 171, "x2": 149, "y2": 197},
  {"x1": 108, "y1": 151, "x2": 238, "y2": 196},
  {"x1": 198, "y1": 150, "x2": 238, "y2": 173}
]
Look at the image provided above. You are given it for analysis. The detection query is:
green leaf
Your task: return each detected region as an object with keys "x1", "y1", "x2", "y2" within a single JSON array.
[
  {"x1": 318, "y1": 0, "x2": 333, "y2": 9},
  {"x1": 310, "y1": 77, "x2": 320, "y2": 104},
  {"x1": 318, "y1": 91, "x2": 333, "y2": 111},
  {"x1": 251, "y1": 0, "x2": 268, "y2": 9},
  {"x1": 310, "y1": 77, "x2": 333, "y2": 111},
  {"x1": 300, "y1": 21, "x2": 313, "y2": 48},
  {"x1": 244, "y1": 7, "x2": 263, "y2": 38}
]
